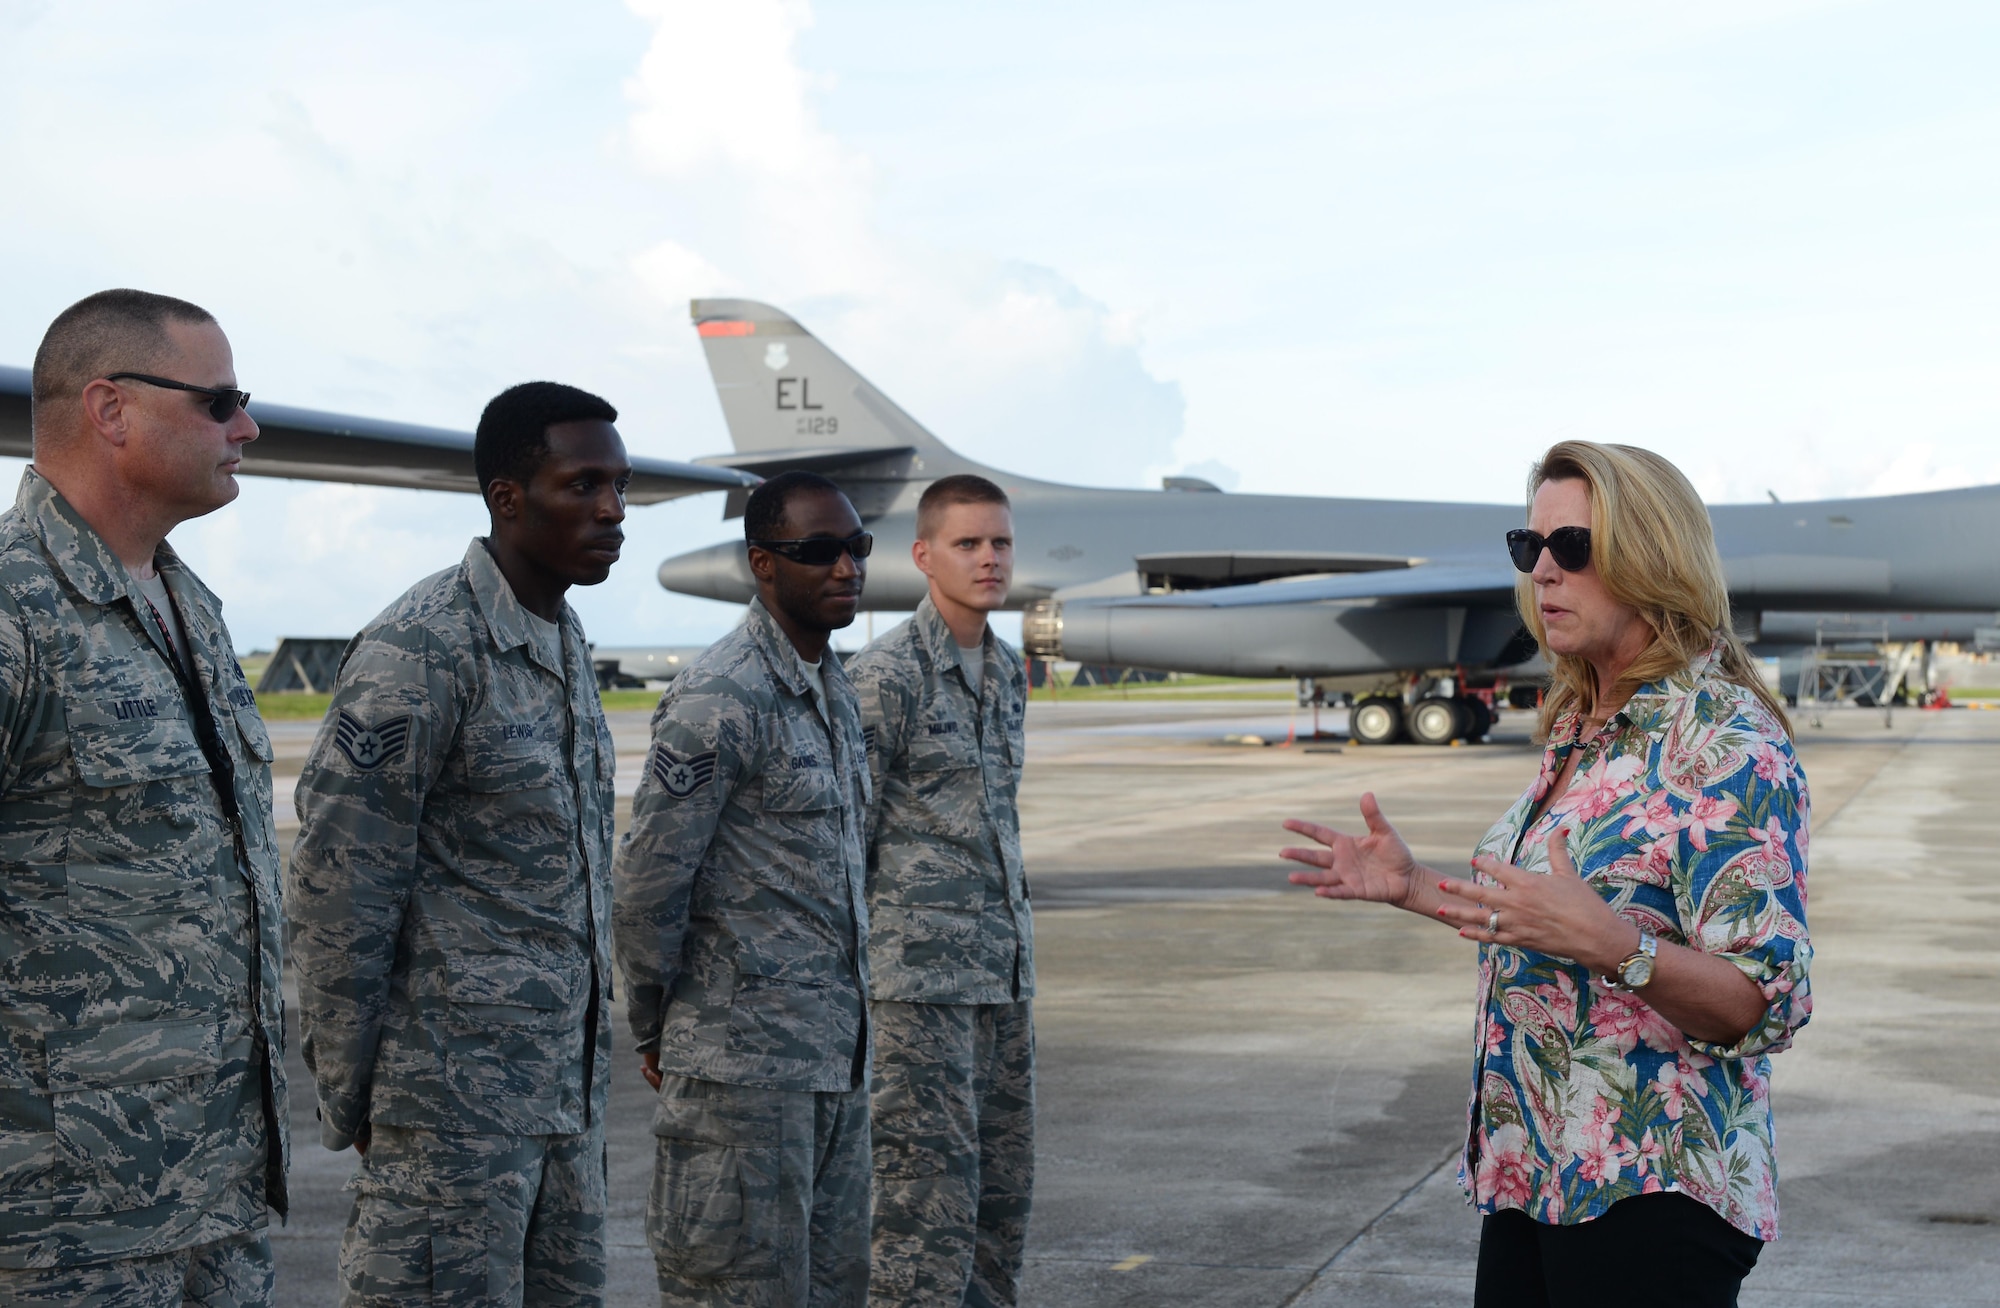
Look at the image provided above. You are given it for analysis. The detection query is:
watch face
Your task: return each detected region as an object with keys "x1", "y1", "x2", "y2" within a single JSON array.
[{"x1": 1624, "y1": 955, "x2": 1655, "y2": 988}]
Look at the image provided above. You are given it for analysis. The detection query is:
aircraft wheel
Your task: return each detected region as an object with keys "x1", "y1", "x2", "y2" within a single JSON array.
[
  {"x1": 1350, "y1": 696, "x2": 1404, "y2": 745},
  {"x1": 1462, "y1": 696, "x2": 1493, "y2": 741},
  {"x1": 1406, "y1": 696, "x2": 1468, "y2": 746}
]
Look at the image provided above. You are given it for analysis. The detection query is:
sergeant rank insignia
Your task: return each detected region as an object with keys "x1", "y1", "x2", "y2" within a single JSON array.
[
  {"x1": 652, "y1": 746, "x2": 719, "y2": 799},
  {"x1": 333, "y1": 710, "x2": 413, "y2": 772}
]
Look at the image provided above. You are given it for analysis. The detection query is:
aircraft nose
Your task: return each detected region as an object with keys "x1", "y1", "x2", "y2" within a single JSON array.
[{"x1": 657, "y1": 542, "x2": 757, "y2": 604}]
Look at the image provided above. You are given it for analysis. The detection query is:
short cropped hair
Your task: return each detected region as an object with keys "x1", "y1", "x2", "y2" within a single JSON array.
[
  {"x1": 473, "y1": 381, "x2": 618, "y2": 492},
  {"x1": 916, "y1": 473, "x2": 1010, "y2": 539},
  {"x1": 32, "y1": 289, "x2": 216, "y2": 447},
  {"x1": 744, "y1": 470, "x2": 844, "y2": 544}
]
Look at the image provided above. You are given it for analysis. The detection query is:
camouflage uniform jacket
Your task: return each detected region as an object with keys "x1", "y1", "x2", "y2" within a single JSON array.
[
  {"x1": 288, "y1": 539, "x2": 615, "y2": 1150},
  {"x1": 847, "y1": 597, "x2": 1032, "y2": 1005},
  {"x1": 0, "y1": 468, "x2": 288, "y2": 1269},
  {"x1": 613, "y1": 597, "x2": 872, "y2": 1093}
]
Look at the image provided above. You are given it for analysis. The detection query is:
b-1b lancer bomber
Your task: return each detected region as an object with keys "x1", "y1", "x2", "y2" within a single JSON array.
[
  {"x1": 6, "y1": 305, "x2": 1994, "y2": 746},
  {"x1": 658, "y1": 299, "x2": 2000, "y2": 742}
]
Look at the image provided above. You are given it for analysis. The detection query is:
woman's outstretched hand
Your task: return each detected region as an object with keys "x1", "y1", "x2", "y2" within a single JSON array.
[
  {"x1": 1280, "y1": 792, "x2": 1431, "y2": 914},
  {"x1": 1435, "y1": 828, "x2": 1636, "y2": 973}
]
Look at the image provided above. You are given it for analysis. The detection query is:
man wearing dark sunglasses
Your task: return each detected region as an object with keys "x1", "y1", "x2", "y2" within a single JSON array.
[
  {"x1": 615, "y1": 469, "x2": 876, "y2": 1306},
  {"x1": 0, "y1": 289, "x2": 286, "y2": 1307}
]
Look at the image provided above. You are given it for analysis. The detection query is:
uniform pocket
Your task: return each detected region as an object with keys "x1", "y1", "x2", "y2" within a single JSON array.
[
  {"x1": 874, "y1": 901, "x2": 996, "y2": 974},
  {"x1": 648, "y1": 1077, "x2": 783, "y2": 1280},
  {"x1": 231, "y1": 706, "x2": 274, "y2": 764},
  {"x1": 441, "y1": 954, "x2": 582, "y2": 1103},
  {"x1": 65, "y1": 720, "x2": 219, "y2": 917},
  {"x1": 461, "y1": 723, "x2": 563, "y2": 794},
  {"x1": 344, "y1": 1148, "x2": 498, "y2": 1307},
  {"x1": 45, "y1": 1016, "x2": 250, "y2": 1215},
  {"x1": 724, "y1": 959, "x2": 831, "y2": 1062}
]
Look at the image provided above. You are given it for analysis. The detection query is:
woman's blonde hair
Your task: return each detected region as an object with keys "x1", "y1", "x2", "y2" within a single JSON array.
[{"x1": 1520, "y1": 440, "x2": 1789, "y2": 740}]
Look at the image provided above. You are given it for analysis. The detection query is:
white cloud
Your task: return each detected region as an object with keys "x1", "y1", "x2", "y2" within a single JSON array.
[{"x1": 616, "y1": 0, "x2": 1186, "y2": 489}]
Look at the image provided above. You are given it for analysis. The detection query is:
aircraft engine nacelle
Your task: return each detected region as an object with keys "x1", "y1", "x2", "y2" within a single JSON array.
[{"x1": 1022, "y1": 597, "x2": 1528, "y2": 680}]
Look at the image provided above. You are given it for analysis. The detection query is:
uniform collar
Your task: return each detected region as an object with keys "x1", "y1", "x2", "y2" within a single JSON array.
[
  {"x1": 744, "y1": 596, "x2": 849, "y2": 698},
  {"x1": 464, "y1": 537, "x2": 568, "y2": 676},
  {"x1": 18, "y1": 466, "x2": 174, "y2": 608},
  {"x1": 912, "y1": 593, "x2": 986, "y2": 681}
]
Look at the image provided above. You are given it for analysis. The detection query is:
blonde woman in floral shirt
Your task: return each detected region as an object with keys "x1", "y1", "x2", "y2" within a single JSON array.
[{"x1": 1281, "y1": 441, "x2": 1811, "y2": 1308}]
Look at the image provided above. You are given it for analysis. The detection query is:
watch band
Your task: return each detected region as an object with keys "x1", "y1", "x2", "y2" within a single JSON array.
[{"x1": 1603, "y1": 930, "x2": 1657, "y2": 991}]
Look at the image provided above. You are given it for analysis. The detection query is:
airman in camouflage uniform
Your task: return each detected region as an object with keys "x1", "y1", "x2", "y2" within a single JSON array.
[
  {"x1": 846, "y1": 476, "x2": 1033, "y2": 1308},
  {"x1": 0, "y1": 291, "x2": 286, "y2": 1307},
  {"x1": 615, "y1": 472, "x2": 875, "y2": 1307},
  {"x1": 289, "y1": 384, "x2": 632, "y2": 1307}
]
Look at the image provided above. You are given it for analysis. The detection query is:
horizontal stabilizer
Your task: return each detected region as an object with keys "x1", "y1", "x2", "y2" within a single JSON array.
[
  {"x1": 0, "y1": 366, "x2": 757, "y2": 504},
  {"x1": 695, "y1": 445, "x2": 918, "y2": 477}
]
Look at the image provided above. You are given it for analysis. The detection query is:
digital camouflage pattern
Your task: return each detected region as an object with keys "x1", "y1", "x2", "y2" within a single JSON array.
[
  {"x1": 847, "y1": 601, "x2": 1036, "y2": 1305},
  {"x1": 846, "y1": 598, "x2": 1031, "y2": 1005},
  {"x1": 613, "y1": 596, "x2": 871, "y2": 1092},
  {"x1": 288, "y1": 537, "x2": 616, "y2": 1149},
  {"x1": 614, "y1": 596, "x2": 873, "y2": 1304},
  {"x1": 868, "y1": 1000, "x2": 1034, "y2": 1308},
  {"x1": 0, "y1": 1228, "x2": 273, "y2": 1307},
  {"x1": 648, "y1": 1075, "x2": 869, "y2": 1307},
  {"x1": 339, "y1": 1121, "x2": 606, "y2": 1307},
  {"x1": 0, "y1": 468, "x2": 287, "y2": 1272}
]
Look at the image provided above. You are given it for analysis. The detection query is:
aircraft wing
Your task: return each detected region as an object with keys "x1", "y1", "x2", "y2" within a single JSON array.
[
  {"x1": 0, "y1": 366, "x2": 758, "y2": 505},
  {"x1": 1099, "y1": 561, "x2": 1518, "y2": 609}
]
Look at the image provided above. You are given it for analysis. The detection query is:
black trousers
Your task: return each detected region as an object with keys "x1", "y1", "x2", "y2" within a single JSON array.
[{"x1": 1475, "y1": 1193, "x2": 1763, "y2": 1308}]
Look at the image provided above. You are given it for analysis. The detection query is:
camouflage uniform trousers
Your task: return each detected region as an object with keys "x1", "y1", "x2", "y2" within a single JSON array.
[
  {"x1": 649, "y1": 1074, "x2": 871, "y2": 1308},
  {"x1": 339, "y1": 1121, "x2": 607, "y2": 1307},
  {"x1": 0, "y1": 1229, "x2": 272, "y2": 1308},
  {"x1": 868, "y1": 1000, "x2": 1034, "y2": 1308}
]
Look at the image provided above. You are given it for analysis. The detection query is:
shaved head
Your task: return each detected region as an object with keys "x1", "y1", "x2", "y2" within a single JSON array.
[{"x1": 32, "y1": 289, "x2": 216, "y2": 450}]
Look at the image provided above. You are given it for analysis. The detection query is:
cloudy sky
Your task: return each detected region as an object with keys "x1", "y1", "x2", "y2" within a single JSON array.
[{"x1": 2, "y1": 0, "x2": 1996, "y2": 650}]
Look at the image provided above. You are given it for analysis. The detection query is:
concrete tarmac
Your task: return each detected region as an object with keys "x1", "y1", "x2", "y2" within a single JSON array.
[{"x1": 264, "y1": 698, "x2": 2000, "y2": 1307}]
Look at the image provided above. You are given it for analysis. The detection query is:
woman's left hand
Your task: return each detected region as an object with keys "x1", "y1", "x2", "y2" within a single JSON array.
[{"x1": 1436, "y1": 829, "x2": 1639, "y2": 975}]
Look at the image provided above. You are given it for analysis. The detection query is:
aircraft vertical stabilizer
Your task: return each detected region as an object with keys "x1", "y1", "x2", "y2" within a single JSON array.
[
  {"x1": 690, "y1": 300, "x2": 954, "y2": 460},
  {"x1": 689, "y1": 299, "x2": 1014, "y2": 517}
]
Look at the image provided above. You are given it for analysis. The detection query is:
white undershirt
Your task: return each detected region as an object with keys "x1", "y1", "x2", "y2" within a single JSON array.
[
  {"x1": 800, "y1": 655, "x2": 829, "y2": 719},
  {"x1": 958, "y1": 642, "x2": 984, "y2": 695},
  {"x1": 522, "y1": 607, "x2": 566, "y2": 684},
  {"x1": 131, "y1": 568, "x2": 194, "y2": 681}
]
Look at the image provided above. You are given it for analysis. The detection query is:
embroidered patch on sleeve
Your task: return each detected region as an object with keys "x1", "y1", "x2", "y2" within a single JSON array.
[
  {"x1": 651, "y1": 745, "x2": 719, "y2": 799},
  {"x1": 861, "y1": 724, "x2": 879, "y2": 754},
  {"x1": 333, "y1": 710, "x2": 413, "y2": 772}
]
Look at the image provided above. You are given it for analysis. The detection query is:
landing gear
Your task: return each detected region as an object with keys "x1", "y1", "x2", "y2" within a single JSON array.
[
  {"x1": 1350, "y1": 696, "x2": 1404, "y2": 746},
  {"x1": 1405, "y1": 696, "x2": 1468, "y2": 746},
  {"x1": 1404, "y1": 694, "x2": 1493, "y2": 745}
]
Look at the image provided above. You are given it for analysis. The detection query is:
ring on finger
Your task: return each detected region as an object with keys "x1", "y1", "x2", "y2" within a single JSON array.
[{"x1": 1485, "y1": 909, "x2": 1501, "y2": 934}]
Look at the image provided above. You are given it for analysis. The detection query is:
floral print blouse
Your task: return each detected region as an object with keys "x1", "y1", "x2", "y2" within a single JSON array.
[{"x1": 1461, "y1": 640, "x2": 1813, "y2": 1241}]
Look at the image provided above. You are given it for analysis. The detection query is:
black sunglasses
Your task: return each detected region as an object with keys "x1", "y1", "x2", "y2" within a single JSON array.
[
  {"x1": 749, "y1": 532, "x2": 874, "y2": 566},
  {"x1": 1506, "y1": 526, "x2": 1592, "y2": 573},
  {"x1": 105, "y1": 372, "x2": 251, "y2": 423}
]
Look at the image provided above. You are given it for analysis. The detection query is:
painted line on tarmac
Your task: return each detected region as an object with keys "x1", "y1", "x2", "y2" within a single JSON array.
[{"x1": 1111, "y1": 1254, "x2": 1152, "y2": 1271}]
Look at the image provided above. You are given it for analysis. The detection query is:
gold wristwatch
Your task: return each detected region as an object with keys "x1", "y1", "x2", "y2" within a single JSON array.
[{"x1": 1604, "y1": 930, "x2": 1658, "y2": 991}]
